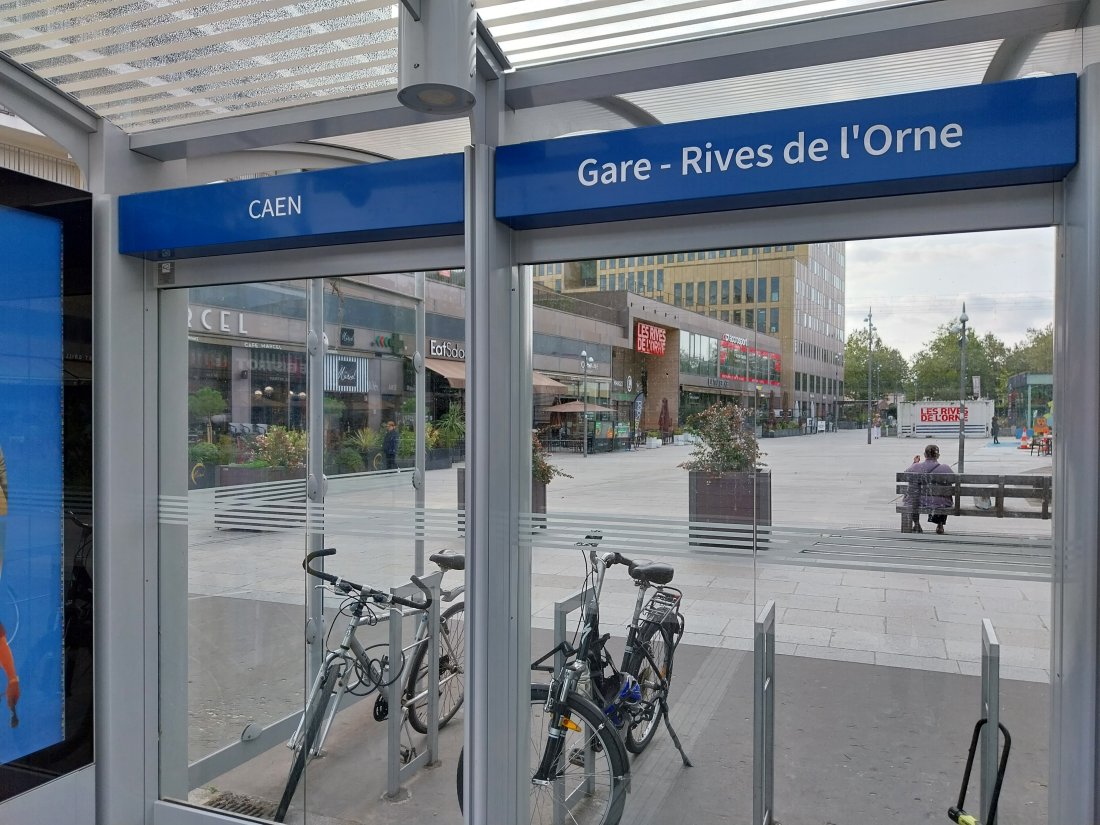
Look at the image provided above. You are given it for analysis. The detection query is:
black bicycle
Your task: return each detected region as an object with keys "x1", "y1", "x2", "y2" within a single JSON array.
[
  {"x1": 457, "y1": 533, "x2": 690, "y2": 825},
  {"x1": 275, "y1": 549, "x2": 431, "y2": 823}
]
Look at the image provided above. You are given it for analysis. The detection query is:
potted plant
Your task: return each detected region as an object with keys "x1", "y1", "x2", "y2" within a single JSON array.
[
  {"x1": 672, "y1": 426, "x2": 686, "y2": 446},
  {"x1": 345, "y1": 427, "x2": 383, "y2": 470},
  {"x1": 436, "y1": 403, "x2": 466, "y2": 462},
  {"x1": 680, "y1": 404, "x2": 771, "y2": 549},
  {"x1": 646, "y1": 429, "x2": 662, "y2": 449},
  {"x1": 425, "y1": 423, "x2": 453, "y2": 471},
  {"x1": 214, "y1": 425, "x2": 308, "y2": 529}
]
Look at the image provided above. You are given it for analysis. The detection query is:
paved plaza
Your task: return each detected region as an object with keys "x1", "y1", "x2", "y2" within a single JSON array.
[{"x1": 179, "y1": 429, "x2": 1054, "y2": 823}]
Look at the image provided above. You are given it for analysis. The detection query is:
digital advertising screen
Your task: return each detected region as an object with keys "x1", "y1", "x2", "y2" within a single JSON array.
[{"x1": 0, "y1": 205, "x2": 65, "y2": 763}]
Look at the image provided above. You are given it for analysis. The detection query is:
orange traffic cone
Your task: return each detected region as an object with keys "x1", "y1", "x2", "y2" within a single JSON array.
[{"x1": 1019, "y1": 432, "x2": 1030, "y2": 450}]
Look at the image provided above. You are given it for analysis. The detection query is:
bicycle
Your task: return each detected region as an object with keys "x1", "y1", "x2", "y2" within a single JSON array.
[
  {"x1": 274, "y1": 548, "x2": 432, "y2": 823},
  {"x1": 561, "y1": 533, "x2": 692, "y2": 762},
  {"x1": 456, "y1": 533, "x2": 690, "y2": 825},
  {"x1": 402, "y1": 550, "x2": 465, "y2": 734}
]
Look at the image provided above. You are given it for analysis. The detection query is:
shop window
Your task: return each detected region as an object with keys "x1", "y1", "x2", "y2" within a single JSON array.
[
  {"x1": 770, "y1": 308, "x2": 780, "y2": 334},
  {"x1": 770, "y1": 277, "x2": 780, "y2": 302},
  {"x1": 657, "y1": 270, "x2": 664, "y2": 292},
  {"x1": 697, "y1": 281, "x2": 705, "y2": 304},
  {"x1": 685, "y1": 282, "x2": 694, "y2": 304},
  {"x1": 745, "y1": 279, "x2": 754, "y2": 303},
  {"x1": 758, "y1": 277, "x2": 767, "y2": 303},
  {"x1": 734, "y1": 310, "x2": 742, "y2": 327},
  {"x1": 674, "y1": 283, "x2": 682, "y2": 306},
  {"x1": 709, "y1": 281, "x2": 718, "y2": 304},
  {"x1": 733, "y1": 279, "x2": 742, "y2": 303},
  {"x1": 757, "y1": 309, "x2": 767, "y2": 333},
  {"x1": 721, "y1": 280, "x2": 730, "y2": 305}
]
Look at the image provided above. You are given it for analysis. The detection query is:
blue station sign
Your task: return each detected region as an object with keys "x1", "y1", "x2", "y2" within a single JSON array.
[
  {"x1": 495, "y1": 75, "x2": 1078, "y2": 229},
  {"x1": 119, "y1": 152, "x2": 464, "y2": 259}
]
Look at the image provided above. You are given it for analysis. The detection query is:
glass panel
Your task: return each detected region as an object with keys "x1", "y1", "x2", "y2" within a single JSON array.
[
  {"x1": 160, "y1": 273, "x2": 452, "y2": 825},
  {"x1": 760, "y1": 229, "x2": 1054, "y2": 825}
]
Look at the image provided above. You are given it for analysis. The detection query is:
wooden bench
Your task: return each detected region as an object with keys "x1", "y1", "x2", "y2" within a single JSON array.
[{"x1": 895, "y1": 472, "x2": 1052, "y2": 533}]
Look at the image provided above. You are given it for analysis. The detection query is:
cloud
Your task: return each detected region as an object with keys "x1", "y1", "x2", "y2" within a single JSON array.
[{"x1": 846, "y1": 228, "x2": 1055, "y2": 359}]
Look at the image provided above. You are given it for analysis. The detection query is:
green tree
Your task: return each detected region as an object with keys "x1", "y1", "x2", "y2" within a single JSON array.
[
  {"x1": 188, "y1": 387, "x2": 226, "y2": 443},
  {"x1": 1004, "y1": 324, "x2": 1053, "y2": 377},
  {"x1": 910, "y1": 323, "x2": 1005, "y2": 402},
  {"x1": 843, "y1": 328, "x2": 910, "y2": 405}
]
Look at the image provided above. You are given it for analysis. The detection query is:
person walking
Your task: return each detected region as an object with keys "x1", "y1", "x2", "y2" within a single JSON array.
[
  {"x1": 383, "y1": 420, "x2": 398, "y2": 470},
  {"x1": 902, "y1": 444, "x2": 955, "y2": 535},
  {"x1": 991, "y1": 415, "x2": 1000, "y2": 444}
]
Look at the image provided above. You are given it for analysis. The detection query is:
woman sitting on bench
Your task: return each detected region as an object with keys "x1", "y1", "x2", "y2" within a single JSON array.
[{"x1": 903, "y1": 444, "x2": 955, "y2": 534}]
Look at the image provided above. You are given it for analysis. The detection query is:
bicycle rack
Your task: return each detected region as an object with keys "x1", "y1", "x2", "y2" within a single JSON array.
[
  {"x1": 553, "y1": 586, "x2": 596, "y2": 825},
  {"x1": 383, "y1": 570, "x2": 442, "y2": 800},
  {"x1": 979, "y1": 619, "x2": 1000, "y2": 821},
  {"x1": 753, "y1": 599, "x2": 776, "y2": 825}
]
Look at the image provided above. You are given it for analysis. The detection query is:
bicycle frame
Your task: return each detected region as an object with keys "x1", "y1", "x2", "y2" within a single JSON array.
[{"x1": 287, "y1": 591, "x2": 380, "y2": 757}]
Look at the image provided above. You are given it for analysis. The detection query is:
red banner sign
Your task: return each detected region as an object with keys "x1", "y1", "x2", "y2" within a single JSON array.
[
  {"x1": 919, "y1": 406, "x2": 968, "y2": 422},
  {"x1": 635, "y1": 321, "x2": 667, "y2": 356}
]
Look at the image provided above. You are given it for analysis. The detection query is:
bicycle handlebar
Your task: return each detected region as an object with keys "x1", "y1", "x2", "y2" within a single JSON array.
[{"x1": 303, "y1": 549, "x2": 432, "y2": 612}]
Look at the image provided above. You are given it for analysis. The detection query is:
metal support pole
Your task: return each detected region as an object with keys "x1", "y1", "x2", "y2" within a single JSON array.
[
  {"x1": 306, "y1": 279, "x2": 327, "y2": 681},
  {"x1": 981, "y1": 619, "x2": 1000, "y2": 823},
  {"x1": 865, "y1": 308, "x2": 873, "y2": 445},
  {"x1": 754, "y1": 599, "x2": 776, "y2": 825},
  {"x1": 415, "y1": 270, "x2": 426, "y2": 576},
  {"x1": 958, "y1": 303, "x2": 969, "y2": 473}
]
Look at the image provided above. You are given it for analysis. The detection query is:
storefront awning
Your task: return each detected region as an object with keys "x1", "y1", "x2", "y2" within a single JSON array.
[
  {"x1": 425, "y1": 358, "x2": 466, "y2": 389},
  {"x1": 425, "y1": 359, "x2": 567, "y2": 392}
]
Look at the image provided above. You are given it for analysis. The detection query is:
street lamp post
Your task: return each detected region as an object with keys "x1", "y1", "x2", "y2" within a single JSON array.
[
  {"x1": 952, "y1": 305, "x2": 969, "y2": 472},
  {"x1": 580, "y1": 349, "x2": 594, "y2": 458},
  {"x1": 865, "y1": 308, "x2": 875, "y2": 445},
  {"x1": 833, "y1": 353, "x2": 840, "y2": 433}
]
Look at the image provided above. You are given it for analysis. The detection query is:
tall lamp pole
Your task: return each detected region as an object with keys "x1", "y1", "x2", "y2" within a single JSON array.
[
  {"x1": 952, "y1": 305, "x2": 969, "y2": 472},
  {"x1": 865, "y1": 308, "x2": 875, "y2": 445},
  {"x1": 833, "y1": 353, "x2": 840, "y2": 433},
  {"x1": 580, "y1": 349, "x2": 594, "y2": 458}
]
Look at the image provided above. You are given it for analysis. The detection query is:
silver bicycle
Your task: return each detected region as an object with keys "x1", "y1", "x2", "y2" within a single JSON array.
[{"x1": 274, "y1": 548, "x2": 432, "y2": 823}]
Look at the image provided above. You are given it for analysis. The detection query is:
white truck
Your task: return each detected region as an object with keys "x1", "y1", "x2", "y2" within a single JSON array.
[{"x1": 897, "y1": 399, "x2": 993, "y2": 439}]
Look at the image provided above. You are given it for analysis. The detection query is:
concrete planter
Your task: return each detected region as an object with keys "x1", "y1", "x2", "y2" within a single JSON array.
[
  {"x1": 688, "y1": 469, "x2": 771, "y2": 549},
  {"x1": 457, "y1": 467, "x2": 547, "y2": 533},
  {"x1": 213, "y1": 465, "x2": 308, "y2": 530},
  {"x1": 646, "y1": 437, "x2": 662, "y2": 449},
  {"x1": 673, "y1": 434, "x2": 686, "y2": 445},
  {"x1": 764, "y1": 429, "x2": 803, "y2": 439}
]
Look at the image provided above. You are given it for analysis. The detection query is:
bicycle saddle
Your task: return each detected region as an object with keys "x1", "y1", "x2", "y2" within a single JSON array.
[
  {"x1": 430, "y1": 551, "x2": 466, "y2": 571},
  {"x1": 629, "y1": 562, "x2": 674, "y2": 585}
]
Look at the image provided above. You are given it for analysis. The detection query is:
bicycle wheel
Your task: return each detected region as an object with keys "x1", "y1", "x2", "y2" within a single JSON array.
[
  {"x1": 274, "y1": 665, "x2": 339, "y2": 823},
  {"x1": 624, "y1": 622, "x2": 673, "y2": 754},
  {"x1": 457, "y1": 683, "x2": 628, "y2": 825},
  {"x1": 405, "y1": 600, "x2": 465, "y2": 734}
]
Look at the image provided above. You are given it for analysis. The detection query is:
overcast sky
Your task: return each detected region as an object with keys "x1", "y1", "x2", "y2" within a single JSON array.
[{"x1": 844, "y1": 227, "x2": 1056, "y2": 360}]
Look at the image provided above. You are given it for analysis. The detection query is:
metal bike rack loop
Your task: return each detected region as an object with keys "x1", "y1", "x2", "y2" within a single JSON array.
[
  {"x1": 754, "y1": 599, "x2": 776, "y2": 825},
  {"x1": 384, "y1": 570, "x2": 442, "y2": 799},
  {"x1": 980, "y1": 618, "x2": 1000, "y2": 823}
]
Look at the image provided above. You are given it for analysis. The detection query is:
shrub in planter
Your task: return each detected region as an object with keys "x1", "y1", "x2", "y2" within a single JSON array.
[
  {"x1": 680, "y1": 404, "x2": 770, "y2": 548},
  {"x1": 459, "y1": 433, "x2": 570, "y2": 532}
]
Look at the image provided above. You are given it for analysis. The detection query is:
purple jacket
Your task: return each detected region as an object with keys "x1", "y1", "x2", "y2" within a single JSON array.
[{"x1": 903, "y1": 458, "x2": 955, "y2": 511}]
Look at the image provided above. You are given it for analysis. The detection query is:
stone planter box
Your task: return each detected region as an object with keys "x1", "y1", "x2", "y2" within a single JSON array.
[
  {"x1": 764, "y1": 429, "x2": 802, "y2": 438},
  {"x1": 426, "y1": 447, "x2": 452, "y2": 471},
  {"x1": 213, "y1": 465, "x2": 308, "y2": 530},
  {"x1": 673, "y1": 435, "x2": 686, "y2": 445},
  {"x1": 646, "y1": 437, "x2": 662, "y2": 449},
  {"x1": 688, "y1": 469, "x2": 771, "y2": 549},
  {"x1": 458, "y1": 467, "x2": 546, "y2": 533}
]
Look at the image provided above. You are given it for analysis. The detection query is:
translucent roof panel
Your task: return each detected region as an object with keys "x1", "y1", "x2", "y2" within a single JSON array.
[
  {"x1": 624, "y1": 40, "x2": 1003, "y2": 123},
  {"x1": 478, "y1": 0, "x2": 944, "y2": 68},
  {"x1": 0, "y1": 0, "x2": 400, "y2": 132}
]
